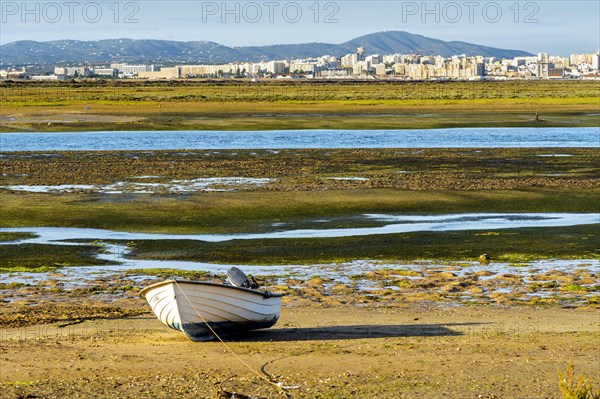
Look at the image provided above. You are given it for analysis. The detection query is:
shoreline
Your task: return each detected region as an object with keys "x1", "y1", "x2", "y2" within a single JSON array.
[
  {"x1": 2, "y1": 257, "x2": 598, "y2": 324},
  {"x1": 2, "y1": 116, "x2": 600, "y2": 133}
]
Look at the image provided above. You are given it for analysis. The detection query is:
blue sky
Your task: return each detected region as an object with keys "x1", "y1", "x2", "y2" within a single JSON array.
[{"x1": 1, "y1": 1, "x2": 599, "y2": 55}]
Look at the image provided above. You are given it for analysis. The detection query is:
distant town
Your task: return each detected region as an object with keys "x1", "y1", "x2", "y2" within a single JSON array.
[{"x1": 2, "y1": 48, "x2": 600, "y2": 81}]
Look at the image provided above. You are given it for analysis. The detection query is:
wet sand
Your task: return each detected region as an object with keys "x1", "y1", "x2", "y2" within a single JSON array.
[{"x1": 1, "y1": 303, "x2": 598, "y2": 399}]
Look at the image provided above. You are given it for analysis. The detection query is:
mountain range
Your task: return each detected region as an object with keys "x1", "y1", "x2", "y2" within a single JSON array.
[{"x1": 0, "y1": 31, "x2": 532, "y2": 66}]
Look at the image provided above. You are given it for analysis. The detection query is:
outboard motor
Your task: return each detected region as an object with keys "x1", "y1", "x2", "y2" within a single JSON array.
[{"x1": 227, "y1": 267, "x2": 259, "y2": 289}]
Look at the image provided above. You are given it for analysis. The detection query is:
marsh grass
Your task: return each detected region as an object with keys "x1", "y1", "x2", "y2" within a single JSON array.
[
  {"x1": 124, "y1": 224, "x2": 600, "y2": 265},
  {"x1": 1, "y1": 80, "x2": 599, "y2": 131},
  {"x1": 3, "y1": 223, "x2": 595, "y2": 271},
  {"x1": 1, "y1": 189, "x2": 598, "y2": 233},
  {"x1": 2, "y1": 80, "x2": 599, "y2": 104},
  {"x1": 0, "y1": 232, "x2": 36, "y2": 242},
  {"x1": 1, "y1": 149, "x2": 597, "y2": 267},
  {"x1": 0, "y1": 244, "x2": 116, "y2": 271},
  {"x1": 2, "y1": 148, "x2": 598, "y2": 188}
]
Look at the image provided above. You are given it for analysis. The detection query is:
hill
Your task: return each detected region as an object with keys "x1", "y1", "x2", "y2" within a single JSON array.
[{"x1": 0, "y1": 31, "x2": 532, "y2": 66}]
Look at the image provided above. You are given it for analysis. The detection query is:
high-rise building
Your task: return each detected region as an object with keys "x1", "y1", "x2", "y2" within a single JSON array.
[
  {"x1": 375, "y1": 63, "x2": 387, "y2": 76},
  {"x1": 536, "y1": 53, "x2": 549, "y2": 78},
  {"x1": 340, "y1": 54, "x2": 358, "y2": 67},
  {"x1": 366, "y1": 54, "x2": 382, "y2": 65},
  {"x1": 266, "y1": 61, "x2": 286, "y2": 75},
  {"x1": 357, "y1": 47, "x2": 365, "y2": 62},
  {"x1": 592, "y1": 53, "x2": 600, "y2": 70}
]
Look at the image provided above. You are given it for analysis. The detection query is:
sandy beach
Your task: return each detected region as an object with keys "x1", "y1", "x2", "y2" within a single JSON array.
[{"x1": 1, "y1": 300, "x2": 598, "y2": 399}]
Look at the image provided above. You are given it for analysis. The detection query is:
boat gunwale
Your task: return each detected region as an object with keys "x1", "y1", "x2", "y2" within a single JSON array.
[{"x1": 139, "y1": 279, "x2": 285, "y2": 299}]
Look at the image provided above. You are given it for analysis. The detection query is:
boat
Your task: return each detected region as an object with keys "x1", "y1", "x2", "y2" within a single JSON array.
[{"x1": 139, "y1": 268, "x2": 284, "y2": 342}]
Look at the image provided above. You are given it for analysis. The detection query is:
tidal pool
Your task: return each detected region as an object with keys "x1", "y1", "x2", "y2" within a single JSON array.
[{"x1": 0, "y1": 177, "x2": 273, "y2": 194}]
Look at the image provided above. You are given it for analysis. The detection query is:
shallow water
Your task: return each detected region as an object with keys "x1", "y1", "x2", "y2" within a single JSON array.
[
  {"x1": 1, "y1": 250, "x2": 597, "y2": 301},
  {"x1": 2, "y1": 236, "x2": 598, "y2": 304},
  {"x1": 0, "y1": 177, "x2": 273, "y2": 194},
  {"x1": 1, "y1": 213, "x2": 597, "y2": 243},
  {"x1": 1, "y1": 127, "x2": 599, "y2": 151},
  {"x1": 2, "y1": 213, "x2": 597, "y2": 303}
]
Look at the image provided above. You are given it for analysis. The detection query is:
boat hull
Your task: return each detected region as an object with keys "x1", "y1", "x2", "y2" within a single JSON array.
[{"x1": 140, "y1": 280, "x2": 283, "y2": 342}]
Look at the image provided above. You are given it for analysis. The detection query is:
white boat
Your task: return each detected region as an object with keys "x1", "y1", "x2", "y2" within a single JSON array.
[{"x1": 140, "y1": 276, "x2": 284, "y2": 342}]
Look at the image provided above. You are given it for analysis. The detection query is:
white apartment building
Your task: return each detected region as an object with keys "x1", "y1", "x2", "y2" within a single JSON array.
[
  {"x1": 266, "y1": 61, "x2": 286, "y2": 75},
  {"x1": 375, "y1": 63, "x2": 387, "y2": 76},
  {"x1": 592, "y1": 53, "x2": 600, "y2": 70},
  {"x1": 340, "y1": 54, "x2": 358, "y2": 68},
  {"x1": 138, "y1": 67, "x2": 180, "y2": 79},
  {"x1": 289, "y1": 62, "x2": 316, "y2": 74},
  {"x1": 93, "y1": 68, "x2": 117, "y2": 77},
  {"x1": 54, "y1": 66, "x2": 91, "y2": 77},
  {"x1": 111, "y1": 64, "x2": 155, "y2": 75}
]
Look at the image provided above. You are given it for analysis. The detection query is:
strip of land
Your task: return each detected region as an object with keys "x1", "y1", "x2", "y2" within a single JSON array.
[{"x1": 1, "y1": 80, "x2": 599, "y2": 131}]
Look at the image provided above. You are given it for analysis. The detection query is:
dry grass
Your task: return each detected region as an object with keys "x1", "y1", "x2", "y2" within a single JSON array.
[{"x1": 558, "y1": 363, "x2": 600, "y2": 399}]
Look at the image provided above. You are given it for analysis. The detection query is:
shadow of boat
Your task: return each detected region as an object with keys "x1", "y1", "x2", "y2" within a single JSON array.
[{"x1": 226, "y1": 322, "x2": 487, "y2": 342}]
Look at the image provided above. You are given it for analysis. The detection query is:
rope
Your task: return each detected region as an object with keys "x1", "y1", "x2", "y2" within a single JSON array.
[{"x1": 173, "y1": 280, "x2": 291, "y2": 398}]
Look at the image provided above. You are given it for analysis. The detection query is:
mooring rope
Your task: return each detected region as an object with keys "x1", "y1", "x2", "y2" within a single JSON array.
[{"x1": 173, "y1": 280, "x2": 291, "y2": 398}]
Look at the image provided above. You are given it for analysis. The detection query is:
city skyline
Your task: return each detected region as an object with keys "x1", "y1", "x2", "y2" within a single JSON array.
[
  {"x1": 1, "y1": 1, "x2": 599, "y2": 56},
  {"x1": 7, "y1": 45, "x2": 597, "y2": 81}
]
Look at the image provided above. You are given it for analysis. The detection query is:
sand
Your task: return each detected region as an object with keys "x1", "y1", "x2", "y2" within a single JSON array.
[{"x1": 1, "y1": 304, "x2": 598, "y2": 399}]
